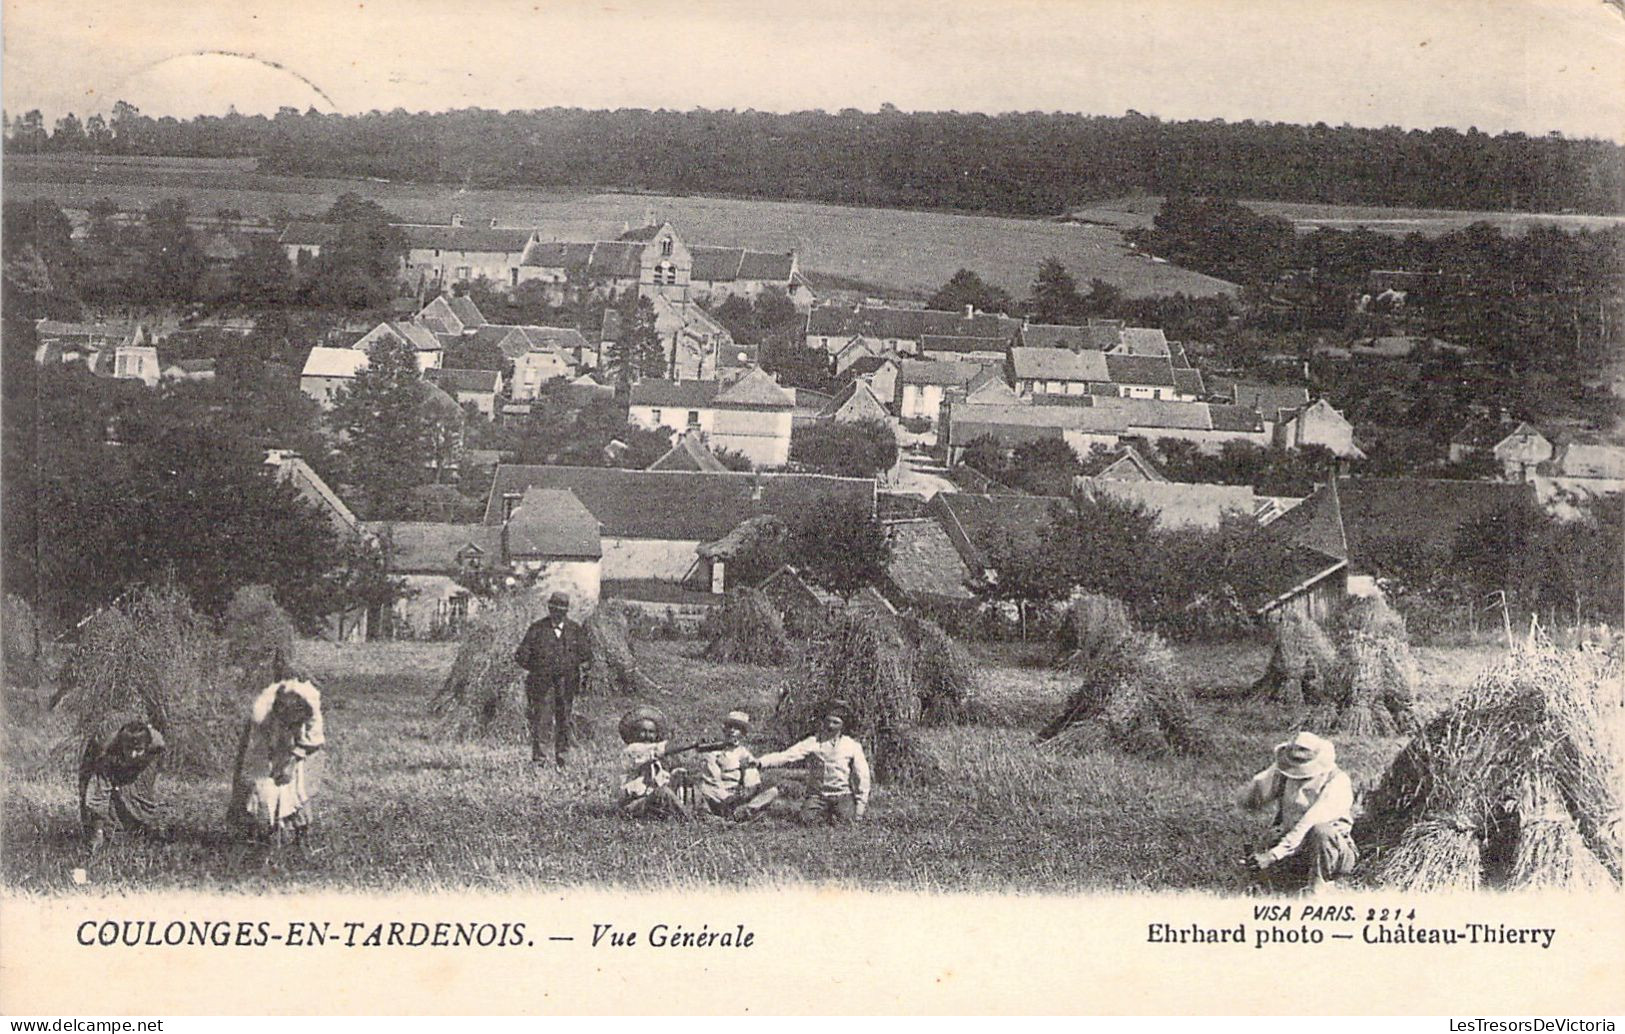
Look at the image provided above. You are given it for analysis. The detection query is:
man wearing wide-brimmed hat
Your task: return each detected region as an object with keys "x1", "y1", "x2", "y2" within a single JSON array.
[
  {"x1": 514, "y1": 591, "x2": 591, "y2": 767},
  {"x1": 697, "y1": 710, "x2": 781, "y2": 822},
  {"x1": 616, "y1": 706, "x2": 689, "y2": 820},
  {"x1": 1240, "y1": 730, "x2": 1358, "y2": 893},
  {"x1": 758, "y1": 700, "x2": 870, "y2": 826}
]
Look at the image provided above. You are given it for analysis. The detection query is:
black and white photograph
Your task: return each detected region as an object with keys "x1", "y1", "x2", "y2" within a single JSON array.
[{"x1": 1, "y1": 0, "x2": 1622, "y2": 1017}]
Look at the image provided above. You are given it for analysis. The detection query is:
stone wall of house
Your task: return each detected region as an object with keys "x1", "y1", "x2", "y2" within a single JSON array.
[
  {"x1": 601, "y1": 538, "x2": 701, "y2": 581},
  {"x1": 712, "y1": 409, "x2": 793, "y2": 468}
]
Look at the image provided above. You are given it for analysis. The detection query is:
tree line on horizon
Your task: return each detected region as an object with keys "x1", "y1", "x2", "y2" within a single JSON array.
[{"x1": 5, "y1": 103, "x2": 1622, "y2": 216}]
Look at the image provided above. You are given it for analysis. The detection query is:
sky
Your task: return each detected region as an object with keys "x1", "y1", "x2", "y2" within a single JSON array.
[{"x1": 3, "y1": 0, "x2": 1624, "y2": 140}]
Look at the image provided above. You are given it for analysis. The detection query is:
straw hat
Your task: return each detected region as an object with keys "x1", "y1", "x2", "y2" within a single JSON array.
[
  {"x1": 1274, "y1": 731, "x2": 1336, "y2": 780},
  {"x1": 723, "y1": 710, "x2": 751, "y2": 732},
  {"x1": 618, "y1": 705, "x2": 670, "y2": 744}
]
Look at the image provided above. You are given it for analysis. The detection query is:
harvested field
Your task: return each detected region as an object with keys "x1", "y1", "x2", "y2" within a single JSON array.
[
  {"x1": 1071, "y1": 194, "x2": 1625, "y2": 237},
  {"x1": 2, "y1": 632, "x2": 1517, "y2": 893},
  {"x1": 5, "y1": 154, "x2": 1237, "y2": 300}
]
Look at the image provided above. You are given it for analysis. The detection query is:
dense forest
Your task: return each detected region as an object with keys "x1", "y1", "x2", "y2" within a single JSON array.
[{"x1": 6, "y1": 103, "x2": 1622, "y2": 216}]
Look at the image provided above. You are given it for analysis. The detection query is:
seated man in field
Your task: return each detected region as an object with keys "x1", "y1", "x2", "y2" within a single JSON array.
[
  {"x1": 1240, "y1": 730, "x2": 1358, "y2": 893},
  {"x1": 757, "y1": 701, "x2": 870, "y2": 826},
  {"x1": 617, "y1": 709, "x2": 690, "y2": 821},
  {"x1": 696, "y1": 711, "x2": 780, "y2": 822}
]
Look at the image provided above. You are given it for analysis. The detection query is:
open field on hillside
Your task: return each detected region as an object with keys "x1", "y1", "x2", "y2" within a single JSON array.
[
  {"x1": 4, "y1": 154, "x2": 1237, "y2": 300},
  {"x1": 1071, "y1": 194, "x2": 1625, "y2": 236},
  {"x1": 2, "y1": 634, "x2": 1507, "y2": 895}
]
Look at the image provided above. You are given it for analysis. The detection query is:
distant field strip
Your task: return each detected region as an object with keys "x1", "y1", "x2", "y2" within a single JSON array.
[
  {"x1": 4, "y1": 155, "x2": 1238, "y2": 299},
  {"x1": 1071, "y1": 194, "x2": 1625, "y2": 237}
]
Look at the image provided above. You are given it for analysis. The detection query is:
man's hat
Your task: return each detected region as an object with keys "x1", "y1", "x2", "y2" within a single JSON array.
[
  {"x1": 618, "y1": 705, "x2": 670, "y2": 744},
  {"x1": 547, "y1": 591, "x2": 571, "y2": 609},
  {"x1": 819, "y1": 699, "x2": 856, "y2": 726},
  {"x1": 723, "y1": 710, "x2": 751, "y2": 731},
  {"x1": 1274, "y1": 731, "x2": 1336, "y2": 780}
]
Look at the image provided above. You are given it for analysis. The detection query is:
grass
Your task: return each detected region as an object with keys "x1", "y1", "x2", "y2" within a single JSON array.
[
  {"x1": 4, "y1": 154, "x2": 1236, "y2": 301},
  {"x1": 1071, "y1": 195, "x2": 1625, "y2": 237},
  {"x1": 1, "y1": 634, "x2": 1507, "y2": 895}
]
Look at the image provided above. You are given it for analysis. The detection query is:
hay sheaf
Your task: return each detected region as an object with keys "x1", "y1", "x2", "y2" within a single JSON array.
[
  {"x1": 774, "y1": 613, "x2": 946, "y2": 785},
  {"x1": 901, "y1": 614, "x2": 981, "y2": 725},
  {"x1": 1363, "y1": 638, "x2": 1622, "y2": 890},
  {"x1": 223, "y1": 585, "x2": 299, "y2": 689},
  {"x1": 51, "y1": 584, "x2": 241, "y2": 776},
  {"x1": 701, "y1": 589, "x2": 795, "y2": 666},
  {"x1": 1309, "y1": 596, "x2": 1418, "y2": 737},
  {"x1": 1054, "y1": 594, "x2": 1134, "y2": 671},
  {"x1": 1250, "y1": 612, "x2": 1337, "y2": 707},
  {"x1": 433, "y1": 593, "x2": 650, "y2": 741},
  {"x1": 1038, "y1": 628, "x2": 1208, "y2": 757}
]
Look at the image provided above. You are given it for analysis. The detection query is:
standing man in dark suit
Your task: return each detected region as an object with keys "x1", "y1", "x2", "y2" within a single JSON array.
[{"x1": 514, "y1": 591, "x2": 591, "y2": 766}]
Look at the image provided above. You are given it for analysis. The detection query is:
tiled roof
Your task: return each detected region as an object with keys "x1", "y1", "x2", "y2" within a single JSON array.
[
  {"x1": 1103, "y1": 397, "x2": 1214, "y2": 431},
  {"x1": 805, "y1": 304, "x2": 1020, "y2": 342},
  {"x1": 426, "y1": 367, "x2": 501, "y2": 394},
  {"x1": 1337, "y1": 477, "x2": 1536, "y2": 573},
  {"x1": 630, "y1": 379, "x2": 720, "y2": 408},
  {"x1": 415, "y1": 379, "x2": 464, "y2": 417},
  {"x1": 399, "y1": 224, "x2": 533, "y2": 253},
  {"x1": 1118, "y1": 327, "x2": 1170, "y2": 356},
  {"x1": 821, "y1": 381, "x2": 890, "y2": 422},
  {"x1": 278, "y1": 221, "x2": 342, "y2": 246},
  {"x1": 946, "y1": 401, "x2": 1126, "y2": 442},
  {"x1": 1266, "y1": 481, "x2": 1348, "y2": 562},
  {"x1": 1172, "y1": 368, "x2": 1206, "y2": 397},
  {"x1": 950, "y1": 421, "x2": 1064, "y2": 449},
  {"x1": 885, "y1": 519, "x2": 973, "y2": 600},
  {"x1": 920, "y1": 334, "x2": 1010, "y2": 354},
  {"x1": 482, "y1": 465, "x2": 875, "y2": 540},
  {"x1": 929, "y1": 492, "x2": 1068, "y2": 570},
  {"x1": 506, "y1": 488, "x2": 603, "y2": 558},
  {"x1": 897, "y1": 360, "x2": 985, "y2": 387},
  {"x1": 1103, "y1": 353, "x2": 1176, "y2": 387},
  {"x1": 1558, "y1": 443, "x2": 1625, "y2": 480},
  {"x1": 373, "y1": 522, "x2": 501, "y2": 573},
  {"x1": 1010, "y1": 347, "x2": 1109, "y2": 382},
  {"x1": 715, "y1": 367, "x2": 795, "y2": 409},
  {"x1": 647, "y1": 431, "x2": 729, "y2": 472},
  {"x1": 521, "y1": 240, "x2": 598, "y2": 270},
  {"x1": 447, "y1": 295, "x2": 485, "y2": 328},
  {"x1": 690, "y1": 246, "x2": 745, "y2": 281},
  {"x1": 736, "y1": 251, "x2": 795, "y2": 280},
  {"x1": 1231, "y1": 382, "x2": 1310, "y2": 423},
  {"x1": 301, "y1": 347, "x2": 368, "y2": 379},
  {"x1": 587, "y1": 241, "x2": 643, "y2": 277},
  {"x1": 1207, "y1": 403, "x2": 1266, "y2": 433},
  {"x1": 617, "y1": 224, "x2": 665, "y2": 242},
  {"x1": 1167, "y1": 341, "x2": 1192, "y2": 369},
  {"x1": 1019, "y1": 323, "x2": 1097, "y2": 350},
  {"x1": 1076, "y1": 478, "x2": 1257, "y2": 530}
]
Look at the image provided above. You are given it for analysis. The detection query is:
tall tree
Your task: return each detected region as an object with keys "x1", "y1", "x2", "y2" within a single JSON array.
[
  {"x1": 329, "y1": 331, "x2": 432, "y2": 518},
  {"x1": 1027, "y1": 257, "x2": 1083, "y2": 325},
  {"x1": 142, "y1": 198, "x2": 205, "y2": 303},
  {"x1": 929, "y1": 269, "x2": 1014, "y2": 314},
  {"x1": 786, "y1": 498, "x2": 890, "y2": 598}
]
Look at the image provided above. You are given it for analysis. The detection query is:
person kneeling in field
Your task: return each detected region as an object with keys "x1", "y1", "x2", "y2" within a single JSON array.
[
  {"x1": 757, "y1": 701, "x2": 869, "y2": 826},
  {"x1": 79, "y1": 719, "x2": 167, "y2": 854},
  {"x1": 1241, "y1": 731, "x2": 1358, "y2": 893},
  {"x1": 697, "y1": 711, "x2": 780, "y2": 822},
  {"x1": 617, "y1": 708, "x2": 690, "y2": 821}
]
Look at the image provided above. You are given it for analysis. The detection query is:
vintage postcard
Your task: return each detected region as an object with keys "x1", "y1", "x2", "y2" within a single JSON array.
[{"x1": 2, "y1": 0, "x2": 1623, "y2": 1016}]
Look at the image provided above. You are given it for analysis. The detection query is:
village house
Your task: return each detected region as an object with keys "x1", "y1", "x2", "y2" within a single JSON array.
[
  {"x1": 805, "y1": 303, "x2": 1022, "y2": 356},
  {"x1": 160, "y1": 358, "x2": 217, "y2": 382},
  {"x1": 371, "y1": 522, "x2": 501, "y2": 637},
  {"x1": 501, "y1": 487, "x2": 605, "y2": 611},
  {"x1": 849, "y1": 356, "x2": 902, "y2": 409},
  {"x1": 1089, "y1": 445, "x2": 1165, "y2": 482},
  {"x1": 627, "y1": 368, "x2": 797, "y2": 467},
  {"x1": 1255, "y1": 479, "x2": 1350, "y2": 625},
  {"x1": 1531, "y1": 441, "x2": 1625, "y2": 519},
  {"x1": 1074, "y1": 478, "x2": 1258, "y2": 530},
  {"x1": 414, "y1": 294, "x2": 487, "y2": 337},
  {"x1": 1274, "y1": 398, "x2": 1365, "y2": 460},
  {"x1": 943, "y1": 401, "x2": 1126, "y2": 466},
  {"x1": 481, "y1": 465, "x2": 874, "y2": 583},
  {"x1": 1016, "y1": 321, "x2": 1125, "y2": 352},
  {"x1": 509, "y1": 346, "x2": 578, "y2": 401},
  {"x1": 352, "y1": 321, "x2": 445, "y2": 371},
  {"x1": 646, "y1": 430, "x2": 730, "y2": 472},
  {"x1": 819, "y1": 380, "x2": 892, "y2": 424},
  {"x1": 651, "y1": 292, "x2": 743, "y2": 381},
  {"x1": 1449, "y1": 419, "x2": 1553, "y2": 480},
  {"x1": 425, "y1": 367, "x2": 503, "y2": 417},
  {"x1": 896, "y1": 360, "x2": 988, "y2": 425},
  {"x1": 299, "y1": 347, "x2": 370, "y2": 408}
]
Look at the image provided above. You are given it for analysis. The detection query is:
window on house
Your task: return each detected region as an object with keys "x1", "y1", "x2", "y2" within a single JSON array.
[
  {"x1": 433, "y1": 249, "x2": 440, "y2": 257},
  {"x1": 510, "y1": 268, "x2": 519, "y2": 287},
  {"x1": 651, "y1": 408, "x2": 662, "y2": 423},
  {"x1": 687, "y1": 410, "x2": 700, "y2": 427},
  {"x1": 661, "y1": 238, "x2": 673, "y2": 257},
  {"x1": 456, "y1": 267, "x2": 471, "y2": 281}
]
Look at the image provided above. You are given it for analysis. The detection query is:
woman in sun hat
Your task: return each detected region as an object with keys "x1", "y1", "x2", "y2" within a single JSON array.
[
  {"x1": 616, "y1": 705, "x2": 689, "y2": 820},
  {"x1": 1240, "y1": 730, "x2": 1358, "y2": 893}
]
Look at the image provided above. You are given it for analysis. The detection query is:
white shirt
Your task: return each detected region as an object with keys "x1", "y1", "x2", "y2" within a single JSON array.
[
  {"x1": 1243, "y1": 766, "x2": 1355, "y2": 861},
  {"x1": 758, "y1": 734, "x2": 870, "y2": 809}
]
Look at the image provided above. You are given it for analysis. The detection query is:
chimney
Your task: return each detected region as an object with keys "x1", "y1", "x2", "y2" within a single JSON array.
[
  {"x1": 451, "y1": 213, "x2": 464, "y2": 228},
  {"x1": 488, "y1": 217, "x2": 498, "y2": 228},
  {"x1": 964, "y1": 304, "x2": 975, "y2": 319},
  {"x1": 643, "y1": 205, "x2": 656, "y2": 228}
]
